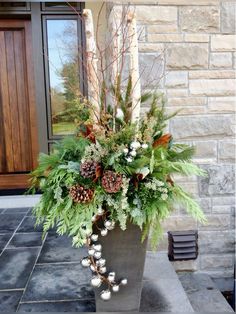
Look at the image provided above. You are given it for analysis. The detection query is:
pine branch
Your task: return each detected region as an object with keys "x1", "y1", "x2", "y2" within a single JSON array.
[
  {"x1": 171, "y1": 185, "x2": 207, "y2": 224},
  {"x1": 168, "y1": 144, "x2": 195, "y2": 162},
  {"x1": 168, "y1": 161, "x2": 207, "y2": 177}
]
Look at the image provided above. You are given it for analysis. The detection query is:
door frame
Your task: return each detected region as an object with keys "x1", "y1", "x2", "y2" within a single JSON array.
[
  {"x1": 0, "y1": 19, "x2": 39, "y2": 189},
  {"x1": 0, "y1": 2, "x2": 85, "y2": 191}
]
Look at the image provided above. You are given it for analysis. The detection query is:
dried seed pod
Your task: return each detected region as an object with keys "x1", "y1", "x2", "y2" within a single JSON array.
[
  {"x1": 100, "y1": 290, "x2": 111, "y2": 301},
  {"x1": 81, "y1": 258, "x2": 91, "y2": 267},
  {"x1": 101, "y1": 229, "x2": 108, "y2": 237},
  {"x1": 112, "y1": 285, "x2": 120, "y2": 292},
  {"x1": 93, "y1": 244, "x2": 102, "y2": 252},
  {"x1": 91, "y1": 234, "x2": 99, "y2": 242},
  {"x1": 91, "y1": 276, "x2": 102, "y2": 287},
  {"x1": 120, "y1": 278, "x2": 128, "y2": 285},
  {"x1": 94, "y1": 251, "x2": 102, "y2": 259}
]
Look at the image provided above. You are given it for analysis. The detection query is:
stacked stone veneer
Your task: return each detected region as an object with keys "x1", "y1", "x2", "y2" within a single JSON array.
[{"x1": 119, "y1": 1, "x2": 235, "y2": 288}]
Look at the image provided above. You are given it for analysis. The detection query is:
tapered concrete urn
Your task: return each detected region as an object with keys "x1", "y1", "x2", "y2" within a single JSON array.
[{"x1": 94, "y1": 223, "x2": 148, "y2": 312}]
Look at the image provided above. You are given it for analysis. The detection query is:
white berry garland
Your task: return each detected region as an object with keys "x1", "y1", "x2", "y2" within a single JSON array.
[{"x1": 81, "y1": 211, "x2": 128, "y2": 301}]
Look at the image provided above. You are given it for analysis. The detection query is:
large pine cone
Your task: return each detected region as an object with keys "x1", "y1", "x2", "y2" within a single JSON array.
[
  {"x1": 69, "y1": 184, "x2": 94, "y2": 203},
  {"x1": 80, "y1": 161, "x2": 99, "y2": 179},
  {"x1": 101, "y1": 171, "x2": 122, "y2": 193}
]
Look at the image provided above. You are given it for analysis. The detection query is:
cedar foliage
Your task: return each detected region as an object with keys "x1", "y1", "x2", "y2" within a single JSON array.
[{"x1": 30, "y1": 92, "x2": 207, "y2": 249}]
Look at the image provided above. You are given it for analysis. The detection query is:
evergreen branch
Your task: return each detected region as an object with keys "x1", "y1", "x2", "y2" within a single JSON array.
[
  {"x1": 168, "y1": 145, "x2": 195, "y2": 162},
  {"x1": 168, "y1": 161, "x2": 207, "y2": 177},
  {"x1": 171, "y1": 185, "x2": 207, "y2": 224}
]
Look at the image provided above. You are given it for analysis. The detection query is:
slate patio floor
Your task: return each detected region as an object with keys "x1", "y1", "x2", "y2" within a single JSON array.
[{"x1": 0, "y1": 207, "x2": 194, "y2": 312}]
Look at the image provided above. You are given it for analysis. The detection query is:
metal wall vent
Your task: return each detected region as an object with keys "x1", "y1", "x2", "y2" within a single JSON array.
[{"x1": 167, "y1": 230, "x2": 198, "y2": 261}]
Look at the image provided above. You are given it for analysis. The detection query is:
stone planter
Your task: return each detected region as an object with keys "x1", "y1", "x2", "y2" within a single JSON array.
[{"x1": 94, "y1": 223, "x2": 148, "y2": 312}]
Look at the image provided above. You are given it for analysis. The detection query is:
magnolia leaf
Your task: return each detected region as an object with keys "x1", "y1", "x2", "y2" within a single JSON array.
[
  {"x1": 136, "y1": 166, "x2": 150, "y2": 178},
  {"x1": 93, "y1": 164, "x2": 102, "y2": 182}
]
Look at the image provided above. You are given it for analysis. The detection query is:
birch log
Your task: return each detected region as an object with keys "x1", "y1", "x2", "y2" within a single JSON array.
[
  {"x1": 128, "y1": 12, "x2": 141, "y2": 126},
  {"x1": 83, "y1": 9, "x2": 100, "y2": 123},
  {"x1": 108, "y1": 7, "x2": 122, "y2": 130},
  {"x1": 108, "y1": 7, "x2": 122, "y2": 86}
]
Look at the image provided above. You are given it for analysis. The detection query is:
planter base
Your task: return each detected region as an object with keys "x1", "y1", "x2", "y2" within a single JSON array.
[{"x1": 94, "y1": 223, "x2": 148, "y2": 312}]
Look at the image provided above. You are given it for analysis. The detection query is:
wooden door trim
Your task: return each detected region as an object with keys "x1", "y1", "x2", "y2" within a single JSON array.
[
  {"x1": 24, "y1": 20, "x2": 39, "y2": 168},
  {"x1": 0, "y1": 19, "x2": 27, "y2": 28},
  {"x1": 0, "y1": 174, "x2": 30, "y2": 189}
]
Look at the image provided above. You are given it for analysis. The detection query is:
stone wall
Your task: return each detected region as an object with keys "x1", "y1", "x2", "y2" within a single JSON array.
[
  {"x1": 104, "y1": 0, "x2": 235, "y2": 289},
  {"x1": 130, "y1": 0, "x2": 235, "y2": 289}
]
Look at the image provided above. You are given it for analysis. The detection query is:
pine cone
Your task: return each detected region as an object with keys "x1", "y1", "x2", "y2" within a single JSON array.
[
  {"x1": 69, "y1": 184, "x2": 94, "y2": 203},
  {"x1": 101, "y1": 171, "x2": 122, "y2": 193},
  {"x1": 80, "y1": 161, "x2": 99, "y2": 179}
]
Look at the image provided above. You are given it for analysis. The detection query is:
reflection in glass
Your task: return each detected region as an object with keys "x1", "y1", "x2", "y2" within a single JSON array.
[{"x1": 46, "y1": 19, "x2": 80, "y2": 135}]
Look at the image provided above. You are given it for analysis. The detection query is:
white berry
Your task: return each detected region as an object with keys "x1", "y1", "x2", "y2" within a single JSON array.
[
  {"x1": 130, "y1": 150, "x2": 137, "y2": 157},
  {"x1": 126, "y1": 157, "x2": 133, "y2": 163},
  {"x1": 100, "y1": 290, "x2": 111, "y2": 301},
  {"x1": 131, "y1": 141, "x2": 141, "y2": 149},
  {"x1": 101, "y1": 229, "x2": 108, "y2": 236}
]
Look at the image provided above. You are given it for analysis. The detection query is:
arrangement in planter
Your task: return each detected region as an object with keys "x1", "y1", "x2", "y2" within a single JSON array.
[{"x1": 30, "y1": 7, "x2": 206, "y2": 312}]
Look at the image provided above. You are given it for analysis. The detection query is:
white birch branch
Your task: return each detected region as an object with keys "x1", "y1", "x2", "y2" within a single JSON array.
[
  {"x1": 108, "y1": 7, "x2": 122, "y2": 85},
  {"x1": 107, "y1": 7, "x2": 122, "y2": 130},
  {"x1": 127, "y1": 12, "x2": 141, "y2": 126},
  {"x1": 83, "y1": 9, "x2": 100, "y2": 123}
]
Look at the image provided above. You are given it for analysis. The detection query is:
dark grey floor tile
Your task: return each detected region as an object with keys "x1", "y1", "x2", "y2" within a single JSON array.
[
  {"x1": 38, "y1": 233, "x2": 86, "y2": 263},
  {"x1": 3, "y1": 207, "x2": 31, "y2": 214},
  {"x1": 0, "y1": 290, "x2": 23, "y2": 312},
  {"x1": 0, "y1": 247, "x2": 40, "y2": 289},
  {"x1": 22, "y1": 263, "x2": 94, "y2": 302},
  {"x1": 26, "y1": 208, "x2": 34, "y2": 216},
  {"x1": 140, "y1": 278, "x2": 193, "y2": 312},
  {"x1": 179, "y1": 273, "x2": 234, "y2": 312},
  {"x1": 18, "y1": 299, "x2": 95, "y2": 312},
  {"x1": 8, "y1": 233, "x2": 43, "y2": 248},
  {"x1": 0, "y1": 208, "x2": 5, "y2": 214},
  {"x1": 0, "y1": 214, "x2": 25, "y2": 233},
  {"x1": 0, "y1": 233, "x2": 12, "y2": 252},
  {"x1": 17, "y1": 217, "x2": 43, "y2": 233},
  {"x1": 140, "y1": 280, "x2": 171, "y2": 312}
]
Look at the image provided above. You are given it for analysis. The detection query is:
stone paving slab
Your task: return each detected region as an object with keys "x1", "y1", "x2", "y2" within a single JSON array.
[
  {"x1": 22, "y1": 263, "x2": 94, "y2": 302},
  {"x1": 0, "y1": 291, "x2": 23, "y2": 312},
  {"x1": 8, "y1": 233, "x2": 43, "y2": 248},
  {"x1": 0, "y1": 214, "x2": 25, "y2": 233},
  {"x1": 179, "y1": 272, "x2": 234, "y2": 312},
  {"x1": 17, "y1": 217, "x2": 43, "y2": 233},
  {"x1": 38, "y1": 233, "x2": 87, "y2": 264},
  {"x1": 2, "y1": 207, "x2": 31, "y2": 214},
  {"x1": 18, "y1": 300, "x2": 96, "y2": 312},
  {"x1": 0, "y1": 233, "x2": 12, "y2": 253},
  {"x1": 0, "y1": 247, "x2": 40, "y2": 289},
  {"x1": 0, "y1": 207, "x2": 194, "y2": 312},
  {"x1": 141, "y1": 253, "x2": 194, "y2": 312}
]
